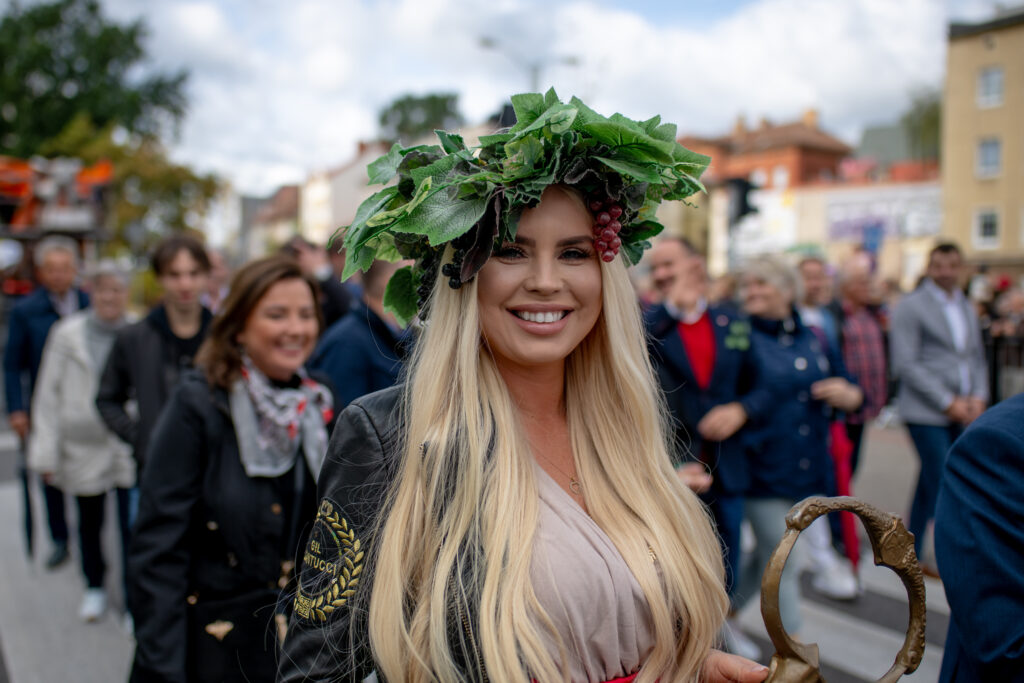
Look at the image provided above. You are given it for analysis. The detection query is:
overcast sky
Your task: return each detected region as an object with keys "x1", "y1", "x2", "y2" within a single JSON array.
[{"x1": 17, "y1": 0, "x2": 1009, "y2": 195}]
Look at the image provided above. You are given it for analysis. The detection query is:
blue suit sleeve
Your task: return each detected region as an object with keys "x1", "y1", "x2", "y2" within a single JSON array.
[
  {"x1": 935, "y1": 402, "x2": 1024, "y2": 675},
  {"x1": 3, "y1": 305, "x2": 29, "y2": 414},
  {"x1": 311, "y1": 337, "x2": 371, "y2": 409}
]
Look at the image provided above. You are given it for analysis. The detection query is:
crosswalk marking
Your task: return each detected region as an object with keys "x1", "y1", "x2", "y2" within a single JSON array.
[{"x1": 732, "y1": 561, "x2": 947, "y2": 682}]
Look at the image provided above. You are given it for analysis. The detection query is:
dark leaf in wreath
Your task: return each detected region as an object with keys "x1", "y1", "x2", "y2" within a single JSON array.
[{"x1": 462, "y1": 193, "x2": 502, "y2": 282}]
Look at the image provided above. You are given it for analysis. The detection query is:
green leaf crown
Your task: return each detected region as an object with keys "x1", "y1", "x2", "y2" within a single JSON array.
[{"x1": 337, "y1": 88, "x2": 710, "y2": 326}]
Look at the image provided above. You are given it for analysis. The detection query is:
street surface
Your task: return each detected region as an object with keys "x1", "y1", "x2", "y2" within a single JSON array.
[{"x1": 0, "y1": 422, "x2": 946, "y2": 682}]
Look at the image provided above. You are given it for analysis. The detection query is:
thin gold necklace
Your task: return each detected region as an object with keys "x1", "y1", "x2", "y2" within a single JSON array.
[{"x1": 536, "y1": 453, "x2": 582, "y2": 496}]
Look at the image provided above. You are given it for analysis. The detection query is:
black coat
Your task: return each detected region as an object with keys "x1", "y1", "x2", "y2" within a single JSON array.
[
  {"x1": 279, "y1": 386, "x2": 488, "y2": 682},
  {"x1": 95, "y1": 305, "x2": 213, "y2": 470},
  {"x1": 129, "y1": 370, "x2": 322, "y2": 683}
]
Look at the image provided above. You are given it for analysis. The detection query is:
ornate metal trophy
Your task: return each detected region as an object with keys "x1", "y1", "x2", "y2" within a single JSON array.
[{"x1": 760, "y1": 497, "x2": 928, "y2": 682}]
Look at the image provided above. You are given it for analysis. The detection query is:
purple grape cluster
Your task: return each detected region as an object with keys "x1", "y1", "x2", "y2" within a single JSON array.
[{"x1": 588, "y1": 198, "x2": 623, "y2": 262}]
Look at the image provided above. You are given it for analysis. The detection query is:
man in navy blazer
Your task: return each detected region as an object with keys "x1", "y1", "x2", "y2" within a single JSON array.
[
  {"x1": 310, "y1": 259, "x2": 409, "y2": 409},
  {"x1": 646, "y1": 238, "x2": 765, "y2": 657},
  {"x1": 3, "y1": 236, "x2": 89, "y2": 566},
  {"x1": 935, "y1": 392, "x2": 1024, "y2": 682}
]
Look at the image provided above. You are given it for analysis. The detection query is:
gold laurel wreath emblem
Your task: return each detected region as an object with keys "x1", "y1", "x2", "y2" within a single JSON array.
[{"x1": 294, "y1": 501, "x2": 364, "y2": 623}]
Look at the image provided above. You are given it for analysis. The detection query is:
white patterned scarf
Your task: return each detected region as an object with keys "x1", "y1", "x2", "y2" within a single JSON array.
[{"x1": 230, "y1": 354, "x2": 333, "y2": 479}]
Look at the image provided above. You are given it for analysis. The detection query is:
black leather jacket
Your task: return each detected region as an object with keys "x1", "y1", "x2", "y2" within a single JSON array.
[
  {"x1": 278, "y1": 386, "x2": 401, "y2": 682},
  {"x1": 278, "y1": 386, "x2": 487, "y2": 682}
]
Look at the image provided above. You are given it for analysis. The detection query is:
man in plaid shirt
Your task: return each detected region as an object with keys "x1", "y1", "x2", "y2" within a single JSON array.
[{"x1": 838, "y1": 258, "x2": 887, "y2": 475}]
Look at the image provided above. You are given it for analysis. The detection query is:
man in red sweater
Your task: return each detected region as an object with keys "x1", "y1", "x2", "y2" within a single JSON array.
[{"x1": 646, "y1": 236, "x2": 761, "y2": 659}]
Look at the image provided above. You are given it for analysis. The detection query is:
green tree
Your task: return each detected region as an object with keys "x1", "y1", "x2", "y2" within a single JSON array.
[
  {"x1": 378, "y1": 93, "x2": 464, "y2": 145},
  {"x1": 0, "y1": 0, "x2": 187, "y2": 157},
  {"x1": 901, "y1": 89, "x2": 941, "y2": 162},
  {"x1": 40, "y1": 113, "x2": 219, "y2": 251}
]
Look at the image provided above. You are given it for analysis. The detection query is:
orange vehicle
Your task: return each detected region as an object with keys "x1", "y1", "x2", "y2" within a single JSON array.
[{"x1": 0, "y1": 156, "x2": 112, "y2": 232}]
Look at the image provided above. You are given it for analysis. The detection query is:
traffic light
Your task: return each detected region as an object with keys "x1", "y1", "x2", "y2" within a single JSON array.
[{"x1": 725, "y1": 178, "x2": 758, "y2": 227}]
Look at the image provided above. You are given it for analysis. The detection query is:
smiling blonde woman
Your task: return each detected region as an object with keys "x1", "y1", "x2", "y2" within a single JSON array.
[{"x1": 279, "y1": 92, "x2": 769, "y2": 683}]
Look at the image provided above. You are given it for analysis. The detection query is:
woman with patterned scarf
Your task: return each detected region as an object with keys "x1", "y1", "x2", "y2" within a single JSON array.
[{"x1": 128, "y1": 256, "x2": 335, "y2": 683}]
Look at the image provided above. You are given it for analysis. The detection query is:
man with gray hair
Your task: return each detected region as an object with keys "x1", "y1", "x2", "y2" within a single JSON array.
[{"x1": 3, "y1": 235, "x2": 89, "y2": 568}]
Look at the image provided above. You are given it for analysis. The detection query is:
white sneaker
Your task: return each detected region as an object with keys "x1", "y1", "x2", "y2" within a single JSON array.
[
  {"x1": 122, "y1": 612, "x2": 135, "y2": 638},
  {"x1": 721, "y1": 618, "x2": 761, "y2": 660},
  {"x1": 810, "y1": 561, "x2": 859, "y2": 601},
  {"x1": 78, "y1": 589, "x2": 106, "y2": 622}
]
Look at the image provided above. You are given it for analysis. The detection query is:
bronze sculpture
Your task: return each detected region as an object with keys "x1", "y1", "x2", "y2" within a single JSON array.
[{"x1": 760, "y1": 496, "x2": 927, "y2": 682}]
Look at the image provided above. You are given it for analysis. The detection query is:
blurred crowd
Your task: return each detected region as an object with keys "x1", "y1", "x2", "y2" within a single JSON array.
[{"x1": 1, "y1": 231, "x2": 1020, "y2": 679}]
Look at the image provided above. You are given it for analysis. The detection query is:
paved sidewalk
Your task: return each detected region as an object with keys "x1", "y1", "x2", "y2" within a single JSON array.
[
  {"x1": 0, "y1": 422, "x2": 939, "y2": 681},
  {"x1": 0, "y1": 479, "x2": 134, "y2": 683}
]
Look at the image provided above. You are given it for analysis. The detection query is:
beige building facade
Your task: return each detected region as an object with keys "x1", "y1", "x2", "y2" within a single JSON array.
[
  {"x1": 701, "y1": 180, "x2": 941, "y2": 292},
  {"x1": 942, "y1": 7, "x2": 1024, "y2": 268}
]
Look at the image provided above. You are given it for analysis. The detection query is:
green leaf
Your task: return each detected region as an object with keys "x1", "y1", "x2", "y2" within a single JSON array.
[
  {"x1": 368, "y1": 232, "x2": 402, "y2": 262},
  {"x1": 346, "y1": 243, "x2": 378, "y2": 280},
  {"x1": 568, "y1": 96, "x2": 606, "y2": 132},
  {"x1": 366, "y1": 142, "x2": 403, "y2": 185},
  {"x1": 595, "y1": 156, "x2": 663, "y2": 184},
  {"x1": 639, "y1": 115, "x2": 662, "y2": 135},
  {"x1": 503, "y1": 136, "x2": 545, "y2": 179},
  {"x1": 366, "y1": 176, "x2": 433, "y2": 228},
  {"x1": 543, "y1": 87, "x2": 560, "y2": 108},
  {"x1": 479, "y1": 132, "x2": 514, "y2": 147},
  {"x1": 389, "y1": 190, "x2": 490, "y2": 245},
  {"x1": 409, "y1": 154, "x2": 461, "y2": 187},
  {"x1": 382, "y1": 266, "x2": 419, "y2": 328},
  {"x1": 651, "y1": 122, "x2": 678, "y2": 143},
  {"x1": 508, "y1": 103, "x2": 578, "y2": 141},
  {"x1": 435, "y1": 130, "x2": 466, "y2": 154},
  {"x1": 340, "y1": 186, "x2": 401, "y2": 279},
  {"x1": 625, "y1": 220, "x2": 664, "y2": 241},
  {"x1": 672, "y1": 143, "x2": 712, "y2": 175},
  {"x1": 621, "y1": 239, "x2": 651, "y2": 266},
  {"x1": 582, "y1": 121, "x2": 676, "y2": 164},
  {"x1": 510, "y1": 93, "x2": 546, "y2": 129}
]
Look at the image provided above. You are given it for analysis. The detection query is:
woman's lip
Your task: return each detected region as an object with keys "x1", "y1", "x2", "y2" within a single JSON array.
[{"x1": 507, "y1": 309, "x2": 571, "y2": 335}]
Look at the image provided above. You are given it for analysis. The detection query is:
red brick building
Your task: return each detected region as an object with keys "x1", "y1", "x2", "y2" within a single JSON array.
[{"x1": 681, "y1": 110, "x2": 851, "y2": 190}]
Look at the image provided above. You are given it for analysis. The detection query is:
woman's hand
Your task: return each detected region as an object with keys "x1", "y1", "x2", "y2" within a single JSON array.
[
  {"x1": 701, "y1": 649, "x2": 770, "y2": 683},
  {"x1": 810, "y1": 378, "x2": 863, "y2": 413},
  {"x1": 698, "y1": 402, "x2": 748, "y2": 442},
  {"x1": 675, "y1": 462, "x2": 713, "y2": 494}
]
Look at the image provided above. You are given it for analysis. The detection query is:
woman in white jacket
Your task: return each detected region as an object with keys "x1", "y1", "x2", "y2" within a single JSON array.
[{"x1": 29, "y1": 263, "x2": 135, "y2": 622}]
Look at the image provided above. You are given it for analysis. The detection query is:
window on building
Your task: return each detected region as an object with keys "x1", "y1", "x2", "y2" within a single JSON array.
[
  {"x1": 977, "y1": 66, "x2": 1004, "y2": 107},
  {"x1": 977, "y1": 138, "x2": 1001, "y2": 178},
  {"x1": 772, "y1": 165, "x2": 790, "y2": 189},
  {"x1": 973, "y1": 209, "x2": 999, "y2": 249}
]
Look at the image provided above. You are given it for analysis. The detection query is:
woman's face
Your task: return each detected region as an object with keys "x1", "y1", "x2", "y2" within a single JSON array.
[
  {"x1": 477, "y1": 186, "x2": 603, "y2": 371},
  {"x1": 742, "y1": 275, "x2": 789, "y2": 319},
  {"x1": 237, "y1": 278, "x2": 319, "y2": 381}
]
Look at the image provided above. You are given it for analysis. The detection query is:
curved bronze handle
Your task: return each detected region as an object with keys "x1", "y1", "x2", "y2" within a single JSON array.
[{"x1": 760, "y1": 496, "x2": 927, "y2": 683}]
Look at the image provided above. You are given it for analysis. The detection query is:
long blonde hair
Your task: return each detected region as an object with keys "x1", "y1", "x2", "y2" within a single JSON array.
[{"x1": 367, "y1": 245, "x2": 727, "y2": 681}]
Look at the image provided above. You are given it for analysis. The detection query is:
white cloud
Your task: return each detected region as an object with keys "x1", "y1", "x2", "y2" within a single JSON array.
[{"x1": 76, "y1": 0, "x2": 1006, "y2": 195}]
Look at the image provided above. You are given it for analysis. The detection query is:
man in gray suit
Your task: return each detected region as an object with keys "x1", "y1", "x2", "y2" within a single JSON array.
[{"x1": 890, "y1": 242, "x2": 988, "y2": 570}]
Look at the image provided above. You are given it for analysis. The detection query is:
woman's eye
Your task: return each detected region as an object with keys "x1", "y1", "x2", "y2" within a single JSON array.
[
  {"x1": 561, "y1": 248, "x2": 592, "y2": 261},
  {"x1": 494, "y1": 244, "x2": 525, "y2": 259}
]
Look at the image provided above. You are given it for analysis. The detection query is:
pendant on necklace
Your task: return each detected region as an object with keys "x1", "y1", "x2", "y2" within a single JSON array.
[{"x1": 569, "y1": 477, "x2": 582, "y2": 495}]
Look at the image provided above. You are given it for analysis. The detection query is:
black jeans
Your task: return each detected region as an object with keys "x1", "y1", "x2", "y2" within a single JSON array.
[
  {"x1": 76, "y1": 494, "x2": 106, "y2": 588},
  {"x1": 75, "y1": 489, "x2": 134, "y2": 598}
]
